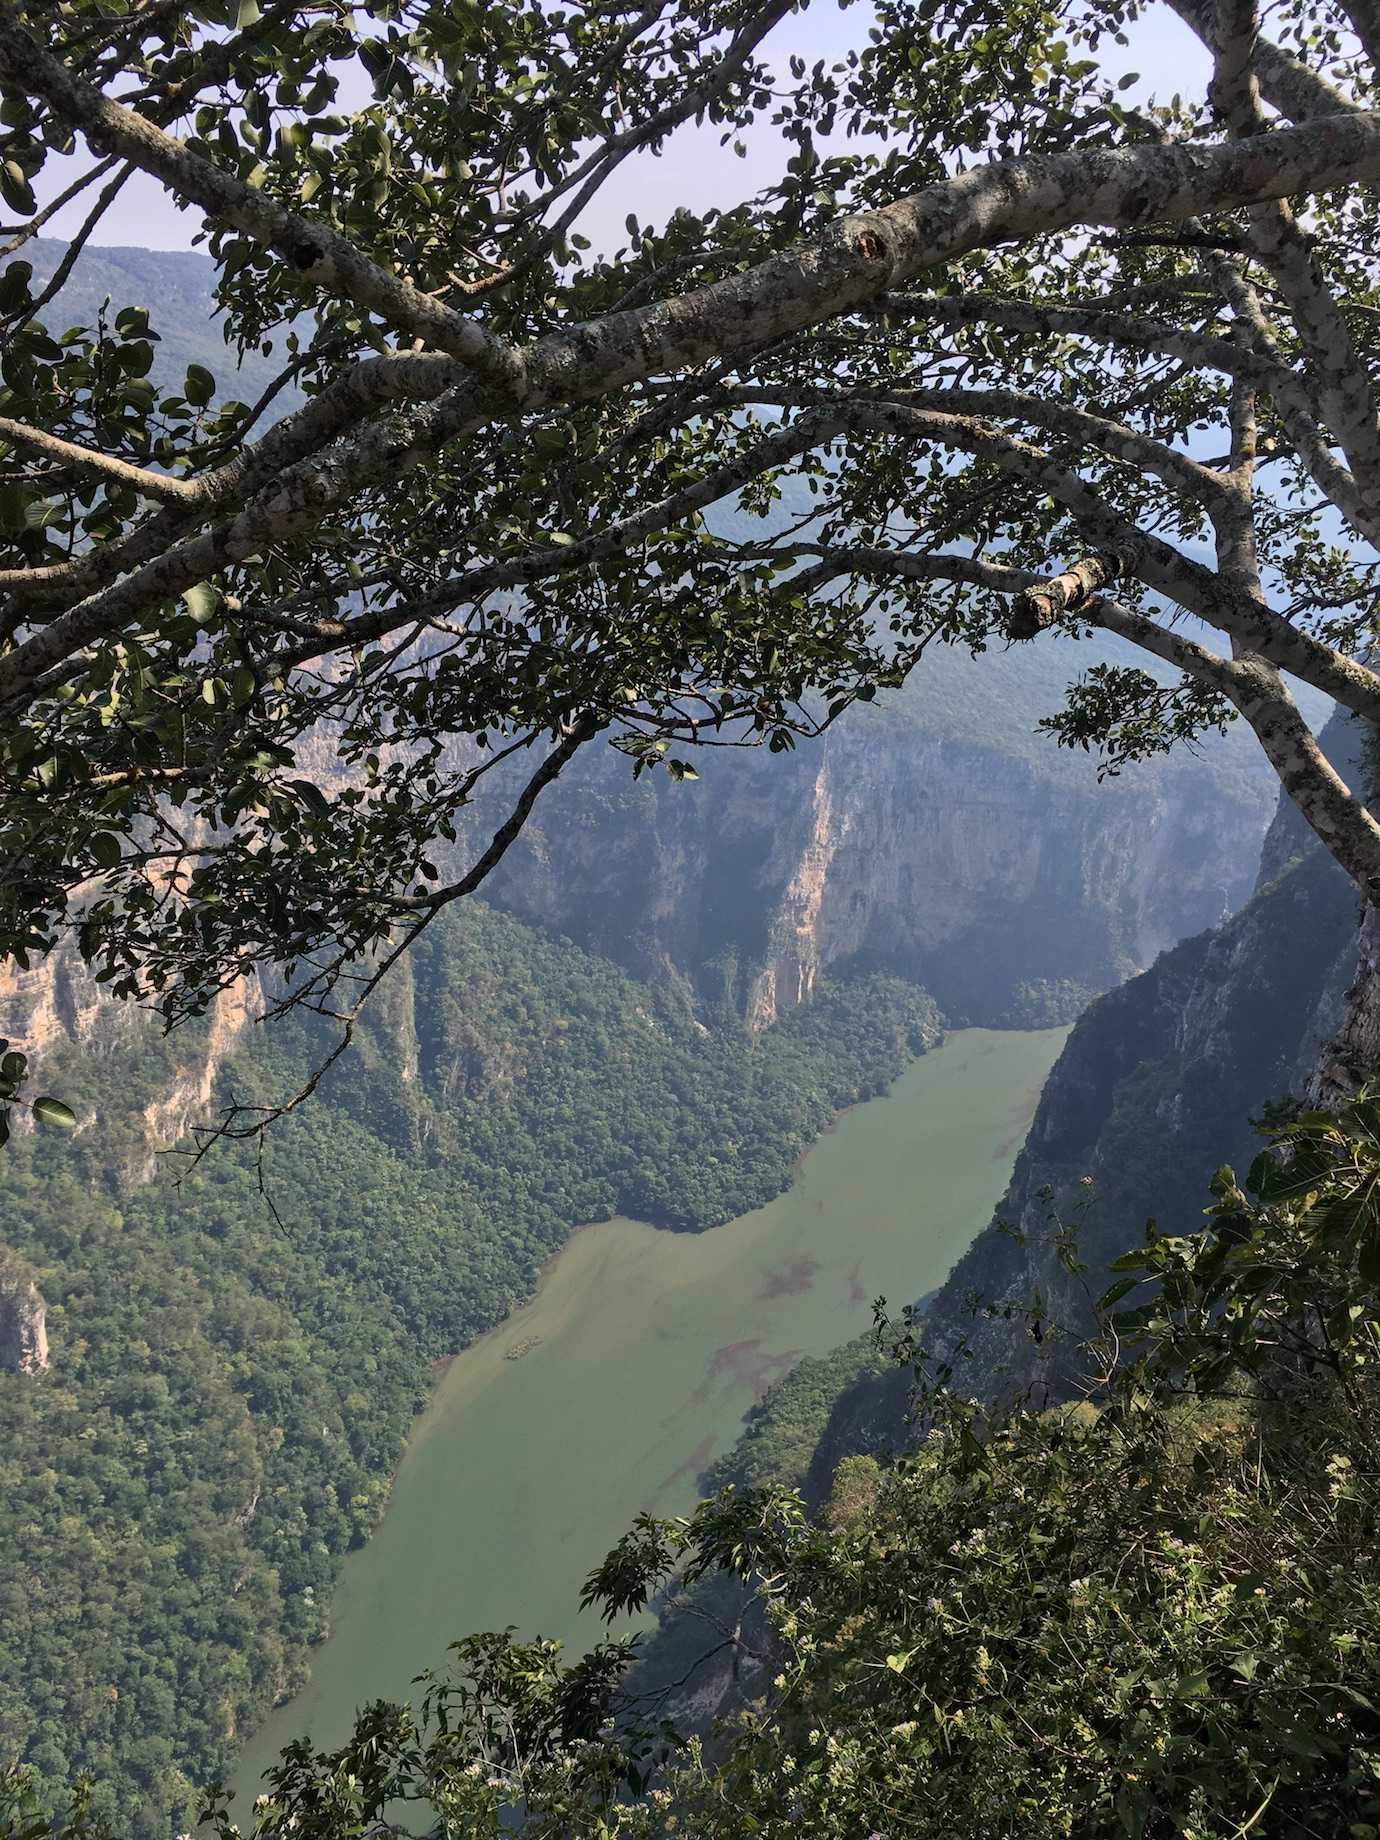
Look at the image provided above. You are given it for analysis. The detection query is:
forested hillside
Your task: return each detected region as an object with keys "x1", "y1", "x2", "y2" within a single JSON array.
[{"x1": 0, "y1": 903, "x2": 937, "y2": 1837}]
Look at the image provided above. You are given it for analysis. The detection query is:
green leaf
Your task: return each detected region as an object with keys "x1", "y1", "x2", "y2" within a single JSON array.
[
  {"x1": 32, "y1": 1096, "x2": 76, "y2": 1129},
  {"x1": 184, "y1": 363, "x2": 216, "y2": 407},
  {"x1": 287, "y1": 778, "x2": 330, "y2": 818},
  {"x1": 0, "y1": 482, "x2": 27, "y2": 530},
  {"x1": 182, "y1": 582, "x2": 218, "y2": 623},
  {"x1": 1, "y1": 160, "x2": 36, "y2": 217},
  {"x1": 1098, "y1": 1276, "x2": 1138, "y2": 1308}
]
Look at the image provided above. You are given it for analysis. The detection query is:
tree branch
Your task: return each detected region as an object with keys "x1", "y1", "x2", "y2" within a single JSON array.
[
  {"x1": 896, "y1": 293, "x2": 1380, "y2": 546},
  {"x1": 1164, "y1": 0, "x2": 1365, "y2": 123},
  {"x1": 0, "y1": 3, "x2": 526, "y2": 391},
  {"x1": 703, "y1": 388, "x2": 1380, "y2": 721},
  {"x1": 1009, "y1": 551, "x2": 1126, "y2": 638},
  {"x1": 8, "y1": 110, "x2": 1380, "y2": 702},
  {"x1": 0, "y1": 414, "x2": 200, "y2": 502}
]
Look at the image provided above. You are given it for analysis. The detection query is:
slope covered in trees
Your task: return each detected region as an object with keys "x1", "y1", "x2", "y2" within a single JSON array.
[
  {"x1": 0, "y1": 903, "x2": 937, "y2": 1837},
  {"x1": 41, "y1": 1088, "x2": 1373, "y2": 1840}
]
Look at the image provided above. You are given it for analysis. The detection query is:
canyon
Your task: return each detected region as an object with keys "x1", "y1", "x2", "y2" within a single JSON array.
[{"x1": 476, "y1": 635, "x2": 1279, "y2": 1031}]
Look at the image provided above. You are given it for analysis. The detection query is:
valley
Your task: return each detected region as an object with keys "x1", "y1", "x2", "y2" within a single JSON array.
[
  {"x1": 9, "y1": 5, "x2": 1380, "y2": 1830},
  {"x1": 230, "y1": 1026, "x2": 1067, "y2": 1810}
]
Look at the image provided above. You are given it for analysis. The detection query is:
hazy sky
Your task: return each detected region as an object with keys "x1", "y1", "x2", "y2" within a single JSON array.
[{"x1": 31, "y1": 2, "x2": 1210, "y2": 254}]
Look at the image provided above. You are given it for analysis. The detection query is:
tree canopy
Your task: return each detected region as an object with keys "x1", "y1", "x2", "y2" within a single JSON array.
[{"x1": 3, "y1": 0, "x2": 1380, "y2": 1081}]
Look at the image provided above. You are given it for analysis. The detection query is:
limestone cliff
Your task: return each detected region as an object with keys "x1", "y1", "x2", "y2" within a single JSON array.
[
  {"x1": 0, "y1": 640, "x2": 1276, "y2": 1165},
  {"x1": 0, "y1": 1247, "x2": 48, "y2": 1374},
  {"x1": 816, "y1": 711, "x2": 1369, "y2": 1452},
  {"x1": 0, "y1": 951, "x2": 262, "y2": 1178},
  {"x1": 480, "y1": 639, "x2": 1278, "y2": 1030}
]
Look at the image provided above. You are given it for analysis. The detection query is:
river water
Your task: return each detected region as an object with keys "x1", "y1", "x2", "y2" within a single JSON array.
[{"x1": 232, "y1": 1025, "x2": 1067, "y2": 1807}]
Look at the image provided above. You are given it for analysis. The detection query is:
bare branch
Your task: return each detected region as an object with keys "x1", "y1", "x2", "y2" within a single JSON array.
[
  {"x1": 7, "y1": 159, "x2": 132, "y2": 327},
  {"x1": 1010, "y1": 552, "x2": 1126, "y2": 638},
  {"x1": 0, "y1": 415, "x2": 199, "y2": 503},
  {"x1": 1249, "y1": 201, "x2": 1380, "y2": 518},
  {"x1": 1206, "y1": 0, "x2": 1266, "y2": 134}
]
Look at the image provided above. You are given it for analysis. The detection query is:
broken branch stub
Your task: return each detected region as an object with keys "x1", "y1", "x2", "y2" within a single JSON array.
[{"x1": 1008, "y1": 551, "x2": 1126, "y2": 640}]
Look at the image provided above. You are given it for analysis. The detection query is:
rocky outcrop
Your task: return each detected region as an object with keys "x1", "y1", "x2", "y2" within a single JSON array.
[
  {"x1": 480, "y1": 643, "x2": 1277, "y2": 1030},
  {"x1": 137, "y1": 978, "x2": 264, "y2": 1153},
  {"x1": 818, "y1": 711, "x2": 1368, "y2": 1446},
  {"x1": 0, "y1": 1249, "x2": 48, "y2": 1374},
  {"x1": 0, "y1": 949, "x2": 146, "y2": 1060},
  {"x1": 0, "y1": 948, "x2": 262, "y2": 1179}
]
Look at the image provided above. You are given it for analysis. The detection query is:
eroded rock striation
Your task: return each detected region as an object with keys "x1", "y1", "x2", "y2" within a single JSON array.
[{"x1": 0, "y1": 1248, "x2": 48, "y2": 1374}]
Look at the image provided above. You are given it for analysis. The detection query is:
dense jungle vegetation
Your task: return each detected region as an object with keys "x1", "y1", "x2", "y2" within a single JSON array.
[
  {"x1": 0, "y1": 903, "x2": 938, "y2": 1837},
  {"x1": 44, "y1": 1096, "x2": 1367, "y2": 1840}
]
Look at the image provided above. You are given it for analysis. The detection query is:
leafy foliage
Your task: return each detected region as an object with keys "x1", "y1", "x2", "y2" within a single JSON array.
[{"x1": 2, "y1": 0, "x2": 1380, "y2": 1041}]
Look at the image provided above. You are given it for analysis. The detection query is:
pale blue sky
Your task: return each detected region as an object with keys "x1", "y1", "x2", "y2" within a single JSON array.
[{"x1": 31, "y1": 1, "x2": 1210, "y2": 252}]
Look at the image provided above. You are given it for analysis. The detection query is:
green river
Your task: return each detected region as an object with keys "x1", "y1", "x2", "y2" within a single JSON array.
[{"x1": 232, "y1": 1025, "x2": 1067, "y2": 1807}]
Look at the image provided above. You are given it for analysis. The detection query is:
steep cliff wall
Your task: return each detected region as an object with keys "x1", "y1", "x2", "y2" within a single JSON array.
[
  {"x1": 0, "y1": 637, "x2": 1277, "y2": 1163},
  {"x1": 0, "y1": 1247, "x2": 48, "y2": 1374},
  {"x1": 480, "y1": 640, "x2": 1278, "y2": 1031},
  {"x1": 0, "y1": 951, "x2": 262, "y2": 1180},
  {"x1": 813, "y1": 711, "x2": 1368, "y2": 1457}
]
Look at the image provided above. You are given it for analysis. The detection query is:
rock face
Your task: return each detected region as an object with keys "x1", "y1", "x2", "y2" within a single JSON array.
[
  {"x1": 480, "y1": 641, "x2": 1277, "y2": 1030},
  {"x1": 0, "y1": 1250, "x2": 48, "y2": 1375},
  {"x1": 0, "y1": 639, "x2": 1277, "y2": 1176},
  {"x1": 818, "y1": 712, "x2": 1368, "y2": 1447},
  {"x1": 0, "y1": 950, "x2": 263, "y2": 1180}
]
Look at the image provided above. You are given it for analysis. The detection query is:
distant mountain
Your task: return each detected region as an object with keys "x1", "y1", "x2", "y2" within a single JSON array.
[{"x1": 24, "y1": 237, "x2": 297, "y2": 409}]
